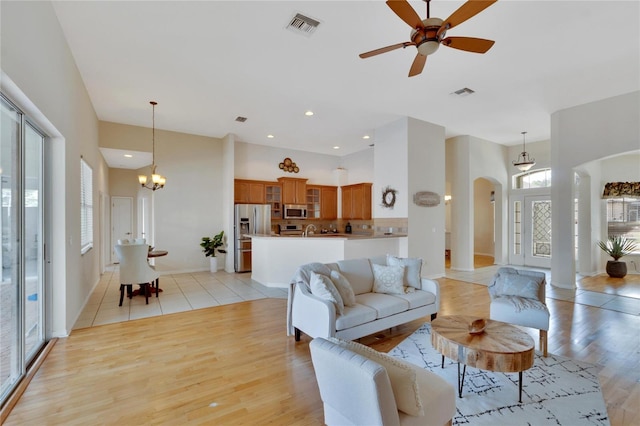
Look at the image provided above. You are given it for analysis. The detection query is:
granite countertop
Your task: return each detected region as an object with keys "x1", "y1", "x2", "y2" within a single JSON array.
[{"x1": 248, "y1": 233, "x2": 407, "y2": 239}]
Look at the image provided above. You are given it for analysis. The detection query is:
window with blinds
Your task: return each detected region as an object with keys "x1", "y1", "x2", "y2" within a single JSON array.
[{"x1": 80, "y1": 158, "x2": 93, "y2": 254}]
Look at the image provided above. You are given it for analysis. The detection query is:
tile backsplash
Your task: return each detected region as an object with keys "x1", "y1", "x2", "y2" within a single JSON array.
[{"x1": 272, "y1": 217, "x2": 408, "y2": 235}]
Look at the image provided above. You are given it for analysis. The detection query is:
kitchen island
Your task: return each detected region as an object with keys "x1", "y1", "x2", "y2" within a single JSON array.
[{"x1": 249, "y1": 233, "x2": 407, "y2": 288}]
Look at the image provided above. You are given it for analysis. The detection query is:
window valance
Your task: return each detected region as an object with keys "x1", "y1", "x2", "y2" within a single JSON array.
[{"x1": 602, "y1": 182, "x2": 640, "y2": 198}]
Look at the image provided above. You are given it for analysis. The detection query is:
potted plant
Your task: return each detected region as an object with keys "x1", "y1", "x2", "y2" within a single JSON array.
[
  {"x1": 201, "y1": 230, "x2": 227, "y2": 272},
  {"x1": 597, "y1": 235, "x2": 637, "y2": 278}
]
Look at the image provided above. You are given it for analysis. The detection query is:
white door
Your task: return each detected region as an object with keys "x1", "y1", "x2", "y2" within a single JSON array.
[
  {"x1": 511, "y1": 195, "x2": 551, "y2": 268},
  {"x1": 111, "y1": 197, "x2": 133, "y2": 263}
]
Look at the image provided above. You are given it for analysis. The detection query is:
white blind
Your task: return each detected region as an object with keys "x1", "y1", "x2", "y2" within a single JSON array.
[{"x1": 80, "y1": 158, "x2": 93, "y2": 254}]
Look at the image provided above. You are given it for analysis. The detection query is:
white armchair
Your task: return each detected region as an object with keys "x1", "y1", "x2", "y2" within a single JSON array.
[
  {"x1": 114, "y1": 243, "x2": 159, "y2": 306},
  {"x1": 309, "y1": 337, "x2": 455, "y2": 426},
  {"x1": 488, "y1": 267, "x2": 550, "y2": 356}
]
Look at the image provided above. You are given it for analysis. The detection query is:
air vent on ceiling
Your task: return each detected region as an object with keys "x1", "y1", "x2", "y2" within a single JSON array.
[
  {"x1": 235, "y1": 116, "x2": 247, "y2": 123},
  {"x1": 451, "y1": 88, "x2": 475, "y2": 97},
  {"x1": 286, "y1": 13, "x2": 321, "y2": 37}
]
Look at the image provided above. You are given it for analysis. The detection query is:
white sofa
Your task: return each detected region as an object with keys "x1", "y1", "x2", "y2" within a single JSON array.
[{"x1": 288, "y1": 256, "x2": 440, "y2": 341}]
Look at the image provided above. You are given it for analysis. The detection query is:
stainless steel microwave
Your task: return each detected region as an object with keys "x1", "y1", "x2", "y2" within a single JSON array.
[{"x1": 284, "y1": 204, "x2": 307, "y2": 219}]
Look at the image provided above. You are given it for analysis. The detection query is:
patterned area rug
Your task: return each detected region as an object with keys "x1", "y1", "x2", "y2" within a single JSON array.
[{"x1": 388, "y1": 324, "x2": 609, "y2": 425}]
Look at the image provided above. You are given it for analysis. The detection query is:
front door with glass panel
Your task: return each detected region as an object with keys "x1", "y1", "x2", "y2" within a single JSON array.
[{"x1": 511, "y1": 195, "x2": 552, "y2": 268}]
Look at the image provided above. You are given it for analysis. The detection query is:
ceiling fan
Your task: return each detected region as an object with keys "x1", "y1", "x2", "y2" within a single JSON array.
[{"x1": 360, "y1": 0, "x2": 498, "y2": 77}]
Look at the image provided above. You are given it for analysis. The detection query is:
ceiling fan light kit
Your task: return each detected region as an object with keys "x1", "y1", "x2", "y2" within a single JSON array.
[{"x1": 360, "y1": 0, "x2": 498, "y2": 77}]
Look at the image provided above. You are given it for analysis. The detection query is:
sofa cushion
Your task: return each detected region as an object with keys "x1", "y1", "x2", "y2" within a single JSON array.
[
  {"x1": 355, "y1": 293, "x2": 409, "y2": 319},
  {"x1": 489, "y1": 269, "x2": 543, "y2": 300},
  {"x1": 372, "y1": 263, "x2": 405, "y2": 295},
  {"x1": 327, "y1": 337, "x2": 424, "y2": 417},
  {"x1": 336, "y1": 258, "x2": 375, "y2": 295},
  {"x1": 388, "y1": 290, "x2": 436, "y2": 310},
  {"x1": 330, "y1": 270, "x2": 356, "y2": 307},
  {"x1": 490, "y1": 296, "x2": 550, "y2": 330},
  {"x1": 309, "y1": 271, "x2": 344, "y2": 315},
  {"x1": 387, "y1": 255, "x2": 423, "y2": 289},
  {"x1": 335, "y1": 303, "x2": 378, "y2": 331}
]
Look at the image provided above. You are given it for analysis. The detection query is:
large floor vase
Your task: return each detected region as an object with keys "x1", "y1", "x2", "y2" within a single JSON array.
[{"x1": 606, "y1": 260, "x2": 627, "y2": 278}]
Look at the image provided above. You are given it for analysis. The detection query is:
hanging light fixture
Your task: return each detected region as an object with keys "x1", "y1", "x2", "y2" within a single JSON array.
[
  {"x1": 138, "y1": 101, "x2": 166, "y2": 190},
  {"x1": 512, "y1": 131, "x2": 536, "y2": 172}
]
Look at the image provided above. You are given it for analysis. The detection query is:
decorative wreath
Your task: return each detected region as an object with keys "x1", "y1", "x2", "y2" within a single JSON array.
[
  {"x1": 278, "y1": 157, "x2": 299, "y2": 173},
  {"x1": 381, "y1": 186, "x2": 398, "y2": 209}
]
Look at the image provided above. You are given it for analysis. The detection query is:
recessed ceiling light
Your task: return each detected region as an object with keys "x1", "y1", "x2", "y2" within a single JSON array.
[
  {"x1": 333, "y1": 146, "x2": 340, "y2": 150},
  {"x1": 305, "y1": 110, "x2": 314, "y2": 116},
  {"x1": 362, "y1": 135, "x2": 370, "y2": 140},
  {"x1": 124, "y1": 154, "x2": 133, "y2": 158},
  {"x1": 267, "y1": 134, "x2": 274, "y2": 139}
]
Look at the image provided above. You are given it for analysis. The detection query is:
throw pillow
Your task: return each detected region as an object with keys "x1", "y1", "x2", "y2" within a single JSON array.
[
  {"x1": 491, "y1": 271, "x2": 541, "y2": 300},
  {"x1": 309, "y1": 271, "x2": 344, "y2": 315},
  {"x1": 329, "y1": 270, "x2": 356, "y2": 307},
  {"x1": 327, "y1": 337, "x2": 424, "y2": 416},
  {"x1": 372, "y1": 264, "x2": 405, "y2": 295},
  {"x1": 387, "y1": 255, "x2": 423, "y2": 289}
]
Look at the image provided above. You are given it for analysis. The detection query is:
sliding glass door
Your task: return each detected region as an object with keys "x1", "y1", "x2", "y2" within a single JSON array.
[{"x1": 0, "y1": 95, "x2": 46, "y2": 405}]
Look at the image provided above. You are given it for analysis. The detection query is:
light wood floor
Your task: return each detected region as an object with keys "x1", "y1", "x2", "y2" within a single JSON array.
[{"x1": 4, "y1": 274, "x2": 639, "y2": 425}]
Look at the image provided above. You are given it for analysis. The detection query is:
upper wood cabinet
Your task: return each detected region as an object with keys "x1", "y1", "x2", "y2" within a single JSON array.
[
  {"x1": 234, "y1": 179, "x2": 265, "y2": 204},
  {"x1": 341, "y1": 183, "x2": 372, "y2": 220},
  {"x1": 320, "y1": 186, "x2": 338, "y2": 220},
  {"x1": 278, "y1": 177, "x2": 308, "y2": 205},
  {"x1": 265, "y1": 184, "x2": 282, "y2": 219},
  {"x1": 306, "y1": 185, "x2": 338, "y2": 220}
]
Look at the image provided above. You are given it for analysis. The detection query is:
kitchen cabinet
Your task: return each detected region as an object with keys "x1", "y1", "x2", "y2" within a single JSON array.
[
  {"x1": 320, "y1": 186, "x2": 338, "y2": 220},
  {"x1": 234, "y1": 179, "x2": 265, "y2": 204},
  {"x1": 278, "y1": 177, "x2": 307, "y2": 205},
  {"x1": 306, "y1": 186, "x2": 321, "y2": 219},
  {"x1": 307, "y1": 185, "x2": 338, "y2": 220},
  {"x1": 265, "y1": 184, "x2": 282, "y2": 219},
  {"x1": 341, "y1": 183, "x2": 372, "y2": 220}
]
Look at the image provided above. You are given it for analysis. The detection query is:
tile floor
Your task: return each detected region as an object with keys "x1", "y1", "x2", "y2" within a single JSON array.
[
  {"x1": 73, "y1": 266, "x2": 288, "y2": 329},
  {"x1": 75, "y1": 262, "x2": 639, "y2": 330},
  {"x1": 446, "y1": 265, "x2": 640, "y2": 316}
]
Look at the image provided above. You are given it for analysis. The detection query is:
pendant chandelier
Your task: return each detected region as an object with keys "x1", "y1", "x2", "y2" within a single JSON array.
[
  {"x1": 512, "y1": 131, "x2": 536, "y2": 172},
  {"x1": 138, "y1": 101, "x2": 166, "y2": 190}
]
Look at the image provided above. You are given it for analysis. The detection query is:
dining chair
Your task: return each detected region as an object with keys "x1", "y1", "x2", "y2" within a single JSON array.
[{"x1": 114, "y1": 243, "x2": 160, "y2": 306}]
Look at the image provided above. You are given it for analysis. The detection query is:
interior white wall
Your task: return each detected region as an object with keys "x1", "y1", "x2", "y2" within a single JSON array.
[
  {"x1": 551, "y1": 91, "x2": 640, "y2": 288},
  {"x1": 222, "y1": 134, "x2": 236, "y2": 272},
  {"x1": 234, "y1": 141, "x2": 340, "y2": 185},
  {"x1": 374, "y1": 118, "x2": 409, "y2": 219},
  {"x1": 448, "y1": 135, "x2": 508, "y2": 270},
  {"x1": 1, "y1": 0, "x2": 106, "y2": 336},
  {"x1": 374, "y1": 117, "x2": 445, "y2": 278},
  {"x1": 407, "y1": 117, "x2": 445, "y2": 278},
  {"x1": 100, "y1": 121, "x2": 224, "y2": 273},
  {"x1": 339, "y1": 148, "x2": 374, "y2": 185},
  {"x1": 474, "y1": 178, "x2": 495, "y2": 257}
]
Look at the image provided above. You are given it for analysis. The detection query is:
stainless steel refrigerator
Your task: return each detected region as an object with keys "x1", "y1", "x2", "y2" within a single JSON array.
[{"x1": 234, "y1": 204, "x2": 271, "y2": 272}]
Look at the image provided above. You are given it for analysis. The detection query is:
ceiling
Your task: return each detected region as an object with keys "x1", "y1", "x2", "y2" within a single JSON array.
[{"x1": 53, "y1": 0, "x2": 639, "y2": 161}]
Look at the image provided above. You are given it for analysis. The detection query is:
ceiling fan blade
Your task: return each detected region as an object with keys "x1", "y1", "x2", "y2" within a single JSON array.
[
  {"x1": 359, "y1": 42, "x2": 414, "y2": 59},
  {"x1": 439, "y1": 0, "x2": 497, "y2": 34},
  {"x1": 386, "y1": 0, "x2": 424, "y2": 29},
  {"x1": 408, "y1": 53, "x2": 427, "y2": 77},
  {"x1": 442, "y1": 36, "x2": 495, "y2": 53}
]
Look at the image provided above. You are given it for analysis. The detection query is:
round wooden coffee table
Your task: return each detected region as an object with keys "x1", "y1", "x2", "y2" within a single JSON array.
[{"x1": 431, "y1": 315, "x2": 535, "y2": 402}]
